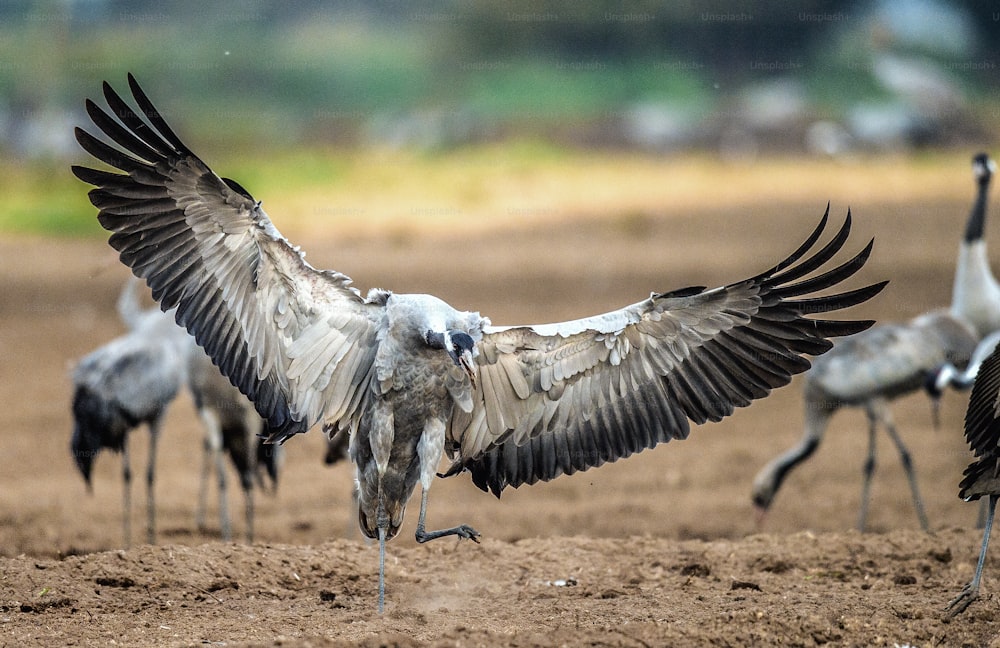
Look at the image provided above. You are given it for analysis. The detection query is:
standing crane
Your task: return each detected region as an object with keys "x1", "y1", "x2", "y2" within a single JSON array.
[
  {"x1": 72, "y1": 74, "x2": 885, "y2": 612},
  {"x1": 70, "y1": 285, "x2": 192, "y2": 546},
  {"x1": 950, "y1": 154, "x2": 1000, "y2": 338},
  {"x1": 752, "y1": 154, "x2": 996, "y2": 531}
]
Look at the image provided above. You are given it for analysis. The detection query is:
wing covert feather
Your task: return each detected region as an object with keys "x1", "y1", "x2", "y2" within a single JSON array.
[{"x1": 446, "y1": 211, "x2": 886, "y2": 496}]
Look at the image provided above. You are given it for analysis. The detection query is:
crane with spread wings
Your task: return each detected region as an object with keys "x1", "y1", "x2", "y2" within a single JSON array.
[{"x1": 73, "y1": 75, "x2": 886, "y2": 613}]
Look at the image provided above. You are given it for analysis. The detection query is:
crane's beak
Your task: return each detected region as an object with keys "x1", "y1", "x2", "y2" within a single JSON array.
[
  {"x1": 753, "y1": 504, "x2": 768, "y2": 529},
  {"x1": 459, "y1": 351, "x2": 476, "y2": 388},
  {"x1": 450, "y1": 348, "x2": 476, "y2": 388}
]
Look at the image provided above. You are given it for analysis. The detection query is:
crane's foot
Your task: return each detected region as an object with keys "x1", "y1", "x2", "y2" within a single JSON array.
[
  {"x1": 415, "y1": 523, "x2": 481, "y2": 544},
  {"x1": 944, "y1": 581, "x2": 980, "y2": 618}
]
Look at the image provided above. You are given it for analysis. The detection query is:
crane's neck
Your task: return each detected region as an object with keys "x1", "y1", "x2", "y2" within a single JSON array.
[
  {"x1": 116, "y1": 277, "x2": 145, "y2": 330},
  {"x1": 951, "y1": 240, "x2": 1000, "y2": 337},
  {"x1": 764, "y1": 436, "x2": 820, "y2": 497},
  {"x1": 963, "y1": 178, "x2": 991, "y2": 243}
]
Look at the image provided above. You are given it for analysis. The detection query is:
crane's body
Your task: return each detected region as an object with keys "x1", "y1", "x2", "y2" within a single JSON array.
[{"x1": 752, "y1": 310, "x2": 977, "y2": 530}]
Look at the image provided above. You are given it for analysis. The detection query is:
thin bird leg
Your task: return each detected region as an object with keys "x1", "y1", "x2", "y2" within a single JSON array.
[
  {"x1": 857, "y1": 407, "x2": 879, "y2": 532},
  {"x1": 196, "y1": 434, "x2": 211, "y2": 532},
  {"x1": 215, "y1": 443, "x2": 231, "y2": 542},
  {"x1": 121, "y1": 434, "x2": 132, "y2": 548},
  {"x1": 883, "y1": 420, "x2": 930, "y2": 532},
  {"x1": 378, "y1": 525, "x2": 387, "y2": 615},
  {"x1": 376, "y1": 490, "x2": 388, "y2": 615},
  {"x1": 243, "y1": 483, "x2": 254, "y2": 544},
  {"x1": 146, "y1": 420, "x2": 161, "y2": 545},
  {"x1": 414, "y1": 488, "x2": 481, "y2": 543},
  {"x1": 946, "y1": 494, "x2": 998, "y2": 617}
]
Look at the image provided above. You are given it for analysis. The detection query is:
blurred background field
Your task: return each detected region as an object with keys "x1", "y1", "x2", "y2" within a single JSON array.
[{"x1": 0, "y1": 0, "x2": 999, "y2": 237}]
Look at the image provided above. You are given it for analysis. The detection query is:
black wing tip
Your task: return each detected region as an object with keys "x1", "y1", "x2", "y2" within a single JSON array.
[{"x1": 70, "y1": 163, "x2": 97, "y2": 185}]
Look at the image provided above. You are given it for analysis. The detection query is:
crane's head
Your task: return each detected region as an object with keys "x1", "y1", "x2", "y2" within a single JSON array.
[
  {"x1": 70, "y1": 425, "x2": 99, "y2": 489},
  {"x1": 750, "y1": 470, "x2": 778, "y2": 525},
  {"x1": 973, "y1": 152, "x2": 996, "y2": 186},
  {"x1": 424, "y1": 329, "x2": 478, "y2": 387},
  {"x1": 70, "y1": 386, "x2": 108, "y2": 490}
]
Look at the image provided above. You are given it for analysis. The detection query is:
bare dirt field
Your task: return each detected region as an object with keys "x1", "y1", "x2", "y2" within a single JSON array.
[{"x1": 3, "y1": 163, "x2": 1000, "y2": 646}]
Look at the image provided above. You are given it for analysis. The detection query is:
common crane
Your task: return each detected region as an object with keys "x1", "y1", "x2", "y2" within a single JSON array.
[
  {"x1": 751, "y1": 311, "x2": 977, "y2": 530},
  {"x1": 752, "y1": 153, "x2": 997, "y2": 531},
  {"x1": 72, "y1": 75, "x2": 885, "y2": 612},
  {"x1": 70, "y1": 283, "x2": 192, "y2": 546},
  {"x1": 950, "y1": 153, "x2": 999, "y2": 338}
]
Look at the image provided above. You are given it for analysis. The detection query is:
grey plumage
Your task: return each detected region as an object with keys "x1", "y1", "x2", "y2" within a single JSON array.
[
  {"x1": 927, "y1": 330, "x2": 1000, "y2": 396},
  {"x1": 751, "y1": 311, "x2": 978, "y2": 531},
  {"x1": 70, "y1": 282, "x2": 191, "y2": 546},
  {"x1": 72, "y1": 75, "x2": 886, "y2": 612},
  {"x1": 945, "y1": 341, "x2": 1000, "y2": 616}
]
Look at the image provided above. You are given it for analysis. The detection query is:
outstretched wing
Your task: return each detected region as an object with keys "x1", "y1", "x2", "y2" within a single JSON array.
[
  {"x1": 72, "y1": 74, "x2": 381, "y2": 442},
  {"x1": 446, "y1": 211, "x2": 887, "y2": 496},
  {"x1": 963, "y1": 342, "x2": 1000, "y2": 460},
  {"x1": 958, "y1": 341, "x2": 1000, "y2": 500}
]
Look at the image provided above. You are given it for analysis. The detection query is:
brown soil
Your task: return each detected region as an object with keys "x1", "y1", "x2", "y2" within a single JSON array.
[{"x1": 2, "y1": 194, "x2": 1000, "y2": 646}]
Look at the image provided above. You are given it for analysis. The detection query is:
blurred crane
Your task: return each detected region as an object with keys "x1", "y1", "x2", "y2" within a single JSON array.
[
  {"x1": 945, "y1": 342, "x2": 1000, "y2": 616},
  {"x1": 751, "y1": 311, "x2": 977, "y2": 531},
  {"x1": 189, "y1": 349, "x2": 283, "y2": 543},
  {"x1": 70, "y1": 281, "x2": 192, "y2": 546},
  {"x1": 950, "y1": 153, "x2": 1000, "y2": 338},
  {"x1": 752, "y1": 153, "x2": 997, "y2": 531}
]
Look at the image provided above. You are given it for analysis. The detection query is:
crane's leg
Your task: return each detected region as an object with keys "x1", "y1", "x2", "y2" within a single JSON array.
[
  {"x1": 858, "y1": 407, "x2": 879, "y2": 532},
  {"x1": 414, "y1": 488, "x2": 481, "y2": 543},
  {"x1": 121, "y1": 435, "x2": 132, "y2": 548},
  {"x1": 243, "y1": 410, "x2": 263, "y2": 543},
  {"x1": 376, "y1": 482, "x2": 389, "y2": 615},
  {"x1": 214, "y1": 445, "x2": 231, "y2": 542},
  {"x1": 243, "y1": 482, "x2": 254, "y2": 544},
  {"x1": 377, "y1": 523, "x2": 387, "y2": 615},
  {"x1": 883, "y1": 416, "x2": 930, "y2": 532},
  {"x1": 946, "y1": 494, "x2": 998, "y2": 617},
  {"x1": 978, "y1": 498, "x2": 989, "y2": 529},
  {"x1": 196, "y1": 432, "x2": 211, "y2": 533},
  {"x1": 413, "y1": 420, "x2": 480, "y2": 544},
  {"x1": 145, "y1": 420, "x2": 160, "y2": 545}
]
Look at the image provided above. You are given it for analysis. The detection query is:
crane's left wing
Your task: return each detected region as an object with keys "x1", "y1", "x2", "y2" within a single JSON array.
[
  {"x1": 957, "y1": 338, "x2": 1000, "y2": 500},
  {"x1": 445, "y1": 211, "x2": 887, "y2": 496}
]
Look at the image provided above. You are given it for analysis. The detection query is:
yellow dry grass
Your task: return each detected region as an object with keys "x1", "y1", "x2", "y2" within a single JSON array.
[{"x1": 241, "y1": 147, "x2": 977, "y2": 241}]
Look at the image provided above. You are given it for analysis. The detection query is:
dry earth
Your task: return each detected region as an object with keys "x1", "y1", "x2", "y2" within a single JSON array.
[{"x1": 3, "y1": 174, "x2": 1000, "y2": 646}]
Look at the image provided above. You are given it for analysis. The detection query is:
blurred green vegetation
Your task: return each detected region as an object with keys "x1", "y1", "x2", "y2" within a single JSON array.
[
  {"x1": 1, "y1": 1, "x2": 995, "y2": 145},
  {"x1": 1, "y1": 1, "x2": 998, "y2": 235}
]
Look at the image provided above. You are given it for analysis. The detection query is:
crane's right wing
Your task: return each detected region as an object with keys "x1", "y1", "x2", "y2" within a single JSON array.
[
  {"x1": 963, "y1": 342, "x2": 1000, "y2": 459},
  {"x1": 72, "y1": 75, "x2": 382, "y2": 442},
  {"x1": 446, "y1": 211, "x2": 887, "y2": 496}
]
